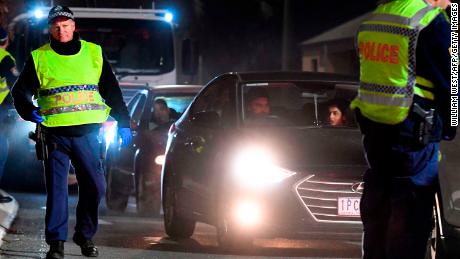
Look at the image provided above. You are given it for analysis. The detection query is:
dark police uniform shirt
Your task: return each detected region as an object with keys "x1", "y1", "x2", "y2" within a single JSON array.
[
  {"x1": 416, "y1": 12, "x2": 454, "y2": 140},
  {"x1": 12, "y1": 33, "x2": 130, "y2": 136}
]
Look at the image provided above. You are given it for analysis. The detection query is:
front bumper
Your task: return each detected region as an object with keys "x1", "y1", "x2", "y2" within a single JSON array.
[{"x1": 222, "y1": 174, "x2": 363, "y2": 240}]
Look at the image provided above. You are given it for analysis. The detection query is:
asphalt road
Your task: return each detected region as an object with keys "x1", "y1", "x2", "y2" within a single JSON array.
[{"x1": 0, "y1": 191, "x2": 362, "y2": 259}]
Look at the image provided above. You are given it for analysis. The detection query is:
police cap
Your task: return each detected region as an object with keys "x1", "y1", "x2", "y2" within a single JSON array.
[{"x1": 48, "y1": 5, "x2": 74, "y2": 24}]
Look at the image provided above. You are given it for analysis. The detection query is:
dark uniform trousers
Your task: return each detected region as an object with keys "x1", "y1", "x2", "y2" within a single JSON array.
[
  {"x1": 356, "y1": 111, "x2": 438, "y2": 259},
  {"x1": 44, "y1": 131, "x2": 106, "y2": 243}
]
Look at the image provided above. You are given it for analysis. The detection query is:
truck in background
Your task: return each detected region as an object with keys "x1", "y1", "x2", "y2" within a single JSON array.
[
  {"x1": 8, "y1": 6, "x2": 199, "y2": 101},
  {"x1": 2, "y1": 6, "x2": 198, "y2": 190}
]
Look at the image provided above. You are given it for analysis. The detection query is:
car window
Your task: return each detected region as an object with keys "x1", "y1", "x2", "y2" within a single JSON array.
[
  {"x1": 148, "y1": 94, "x2": 196, "y2": 130},
  {"x1": 153, "y1": 95, "x2": 195, "y2": 115},
  {"x1": 242, "y1": 82, "x2": 357, "y2": 128},
  {"x1": 191, "y1": 76, "x2": 237, "y2": 127}
]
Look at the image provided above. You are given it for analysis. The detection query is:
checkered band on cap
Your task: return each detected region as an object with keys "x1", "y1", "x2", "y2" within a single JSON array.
[
  {"x1": 49, "y1": 11, "x2": 74, "y2": 20},
  {"x1": 48, "y1": 6, "x2": 74, "y2": 23}
]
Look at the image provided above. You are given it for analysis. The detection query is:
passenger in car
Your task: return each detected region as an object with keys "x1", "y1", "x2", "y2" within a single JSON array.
[{"x1": 326, "y1": 99, "x2": 348, "y2": 126}]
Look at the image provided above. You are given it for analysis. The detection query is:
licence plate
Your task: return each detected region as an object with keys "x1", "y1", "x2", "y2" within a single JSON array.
[{"x1": 338, "y1": 197, "x2": 360, "y2": 216}]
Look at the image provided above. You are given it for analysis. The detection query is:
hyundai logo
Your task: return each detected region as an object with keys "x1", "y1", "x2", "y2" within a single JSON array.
[{"x1": 351, "y1": 182, "x2": 364, "y2": 194}]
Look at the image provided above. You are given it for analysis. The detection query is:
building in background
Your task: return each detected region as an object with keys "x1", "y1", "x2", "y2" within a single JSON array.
[{"x1": 300, "y1": 14, "x2": 368, "y2": 76}]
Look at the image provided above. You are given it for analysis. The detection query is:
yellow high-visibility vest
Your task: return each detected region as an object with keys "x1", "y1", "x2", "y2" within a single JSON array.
[
  {"x1": 351, "y1": 0, "x2": 447, "y2": 124},
  {"x1": 0, "y1": 48, "x2": 14, "y2": 104},
  {"x1": 32, "y1": 40, "x2": 111, "y2": 127}
]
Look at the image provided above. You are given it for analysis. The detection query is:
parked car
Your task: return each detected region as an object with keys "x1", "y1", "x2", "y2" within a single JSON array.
[
  {"x1": 161, "y1": 72, "x2": 366, "y2": 247},
  {"x1": 105, "y1": 84, "x2": 203, "y2": 216}
]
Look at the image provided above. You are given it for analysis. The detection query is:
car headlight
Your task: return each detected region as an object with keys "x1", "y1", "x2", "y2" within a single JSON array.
[{"x1": 232, "y1": 147, "x2": 296, "y2": 187}]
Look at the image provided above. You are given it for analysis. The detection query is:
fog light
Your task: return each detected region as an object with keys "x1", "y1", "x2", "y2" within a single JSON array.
[{"x1": 234, "y1": 201, "x2": 261, "y2": 226}]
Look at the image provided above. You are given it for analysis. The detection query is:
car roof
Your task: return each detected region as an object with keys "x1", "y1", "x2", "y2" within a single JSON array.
[
  {"x1": 120, "y1": 84, "x2": 202, "y2": 92},
  {"x1": 229, "y1": 71, "x2": 358, "y2": 85},
  {"x1": 147, "y1": 84, "x2": 203, "y2": 94},
  {"x1": 120, "y1": 84, "x2": 202, "y2": 103}
]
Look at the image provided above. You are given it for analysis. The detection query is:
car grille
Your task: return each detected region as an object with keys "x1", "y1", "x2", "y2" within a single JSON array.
[{"x1": 295, "y1": 175, "x2": 362, "y2": 224}]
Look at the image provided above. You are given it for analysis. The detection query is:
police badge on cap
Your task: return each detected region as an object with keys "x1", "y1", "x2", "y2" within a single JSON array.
[{"x1": 48, "y1": 5, "x2": 74, "y2": 24}]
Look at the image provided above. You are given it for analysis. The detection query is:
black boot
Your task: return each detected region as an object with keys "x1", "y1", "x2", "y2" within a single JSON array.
[
  {"x1": 46, "y1": 240, "x2": 64, "y2": 259},
  {"x1": 73, "y1": 235, "x2": 99, "y2": 257}
]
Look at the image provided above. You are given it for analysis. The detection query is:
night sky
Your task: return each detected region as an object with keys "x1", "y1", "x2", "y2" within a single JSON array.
[
  {"x1": 184, "y1": 0, "x2": 380, "y2": 79},
  {"x1": 20, "y1": 0, "x2": 380, "y2": 80}
]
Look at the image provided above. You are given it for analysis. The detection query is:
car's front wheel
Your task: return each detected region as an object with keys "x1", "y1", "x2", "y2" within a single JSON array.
[{"x1": 163, "y1": 174, "x2": 195, "y2": 239}]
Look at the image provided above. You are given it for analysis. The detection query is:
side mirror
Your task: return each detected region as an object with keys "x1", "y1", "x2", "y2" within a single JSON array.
[
  {"x1": 181, "y1": 38, "x2": 198, "y2": 75},
  {"x1": 191, "y1": 111, "x2": 220, "y2": 127},
  {"x1": 130, "y1": 119, "x2": 139, "y2": 130}
]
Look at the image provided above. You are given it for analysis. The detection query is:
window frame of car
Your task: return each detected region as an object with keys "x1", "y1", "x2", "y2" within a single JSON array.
[
  {"x1": 127, "y1": 90, "x2": 149, "y2": 130},
  {"x1": 144, "y1": 91, "x2": 196, "y2": 130},
  {"x1": 235, "y1": 80, "x2": 360, "y2": 128},
  {"x1": 189, "y1": 74, "x2": 238, "y2": 128}
]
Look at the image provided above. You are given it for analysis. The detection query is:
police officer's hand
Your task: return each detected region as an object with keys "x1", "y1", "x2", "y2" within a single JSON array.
[
  {"x1": 31, "y1": 107, "x2": 44, "y2": 123},
  {"x1": 118, "y1": 127, "x2": 133, "y2": 148}
]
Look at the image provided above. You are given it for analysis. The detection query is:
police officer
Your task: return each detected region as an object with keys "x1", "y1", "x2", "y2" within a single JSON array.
[
  {"x1": 0, "y1": 27, "x2": 17, "y2": 203},
  {"x1": 12, "y1": 6, "x2": 132, "y2": 259},
  {"x1": 351, "y1": 0, "x2": 453, "y2": 258}
]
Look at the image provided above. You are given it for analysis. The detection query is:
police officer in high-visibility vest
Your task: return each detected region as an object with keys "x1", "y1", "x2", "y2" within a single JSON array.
[
  {"x1": 12, "y1": 6, "x2": 132, "y2": 259},
  {"x1": 0, "y1": 27, "x2": 17, "y2": 203},
  {"x1": 352, "y1": 0, "x2": 453, "y2": 258}
]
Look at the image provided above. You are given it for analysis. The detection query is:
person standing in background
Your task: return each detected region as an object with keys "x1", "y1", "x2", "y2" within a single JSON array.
[{"x1": 0, "y1": 27, "x2": 17, "y2": 203}]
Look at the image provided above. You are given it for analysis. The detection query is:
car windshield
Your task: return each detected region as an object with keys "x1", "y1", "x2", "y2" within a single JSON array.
[
  {"x1": 242, "y1": 82, "x2": 357, "y2": 128},
  {"x1": 77, "y1": 18, "x2": 174, "y2": 75},
  {"x1": 12, "y1": 17, "x2": 174, "y2": 75}
]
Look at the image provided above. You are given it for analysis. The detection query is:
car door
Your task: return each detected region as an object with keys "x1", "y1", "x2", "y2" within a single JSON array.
[
  {"x1": 174, "y1": 75, "x2": 238, "y2": 217},
  {"x1": 117, "y1": 90, "x2": 148, "y2": 174}
]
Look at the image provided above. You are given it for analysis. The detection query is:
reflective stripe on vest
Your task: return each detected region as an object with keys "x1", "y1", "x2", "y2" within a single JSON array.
[
  {"x1": 351, "y1": 0, "x2": 443, "y2": 124},
  {"x1": 0, "y1": 48, "x2": 14, "y2": 104},
  {"x1": 32, "y1": 40, "x2": 110, "y2": 127},
  {"x1": 414, "y1": 76, "x2": 435, "y2": 100},
  {"x1": 41, "y1": 103, "x2": 107, "y2": 116}
]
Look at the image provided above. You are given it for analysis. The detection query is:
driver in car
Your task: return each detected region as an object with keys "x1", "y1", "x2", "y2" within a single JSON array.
[
  {"x1": 151, "y1": 98, "x2": 177, "y2": 130},
  {"x1": 246, "y1": 87, "x2": 271, "y2": 118}
]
